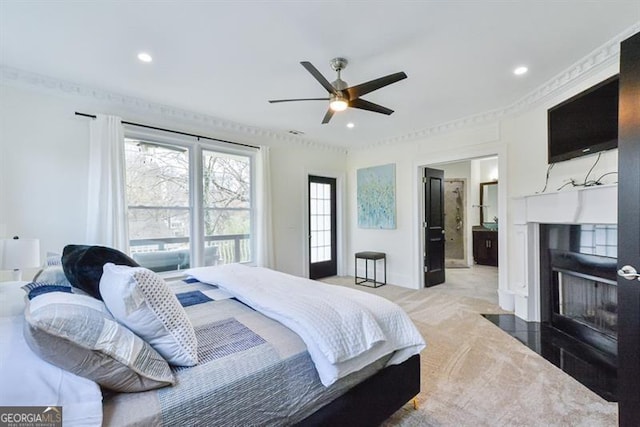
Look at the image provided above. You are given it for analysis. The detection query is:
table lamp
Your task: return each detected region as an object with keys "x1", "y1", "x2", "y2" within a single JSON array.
[{"x1": 0, "y1": 236, "x2": 41, "y2": 281}]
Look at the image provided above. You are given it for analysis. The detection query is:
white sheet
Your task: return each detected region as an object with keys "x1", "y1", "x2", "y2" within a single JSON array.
[
  {"x1": 187, "y1": 264, "x2": 425, "y2": 386},
  {"x1": 0, "y1": 282, "x2": 103, "y2": 427}
]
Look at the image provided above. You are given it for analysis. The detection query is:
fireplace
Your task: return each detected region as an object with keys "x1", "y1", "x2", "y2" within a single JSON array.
[{"x1": 540, "y1": 224, "x2": 618, "y2": 359}]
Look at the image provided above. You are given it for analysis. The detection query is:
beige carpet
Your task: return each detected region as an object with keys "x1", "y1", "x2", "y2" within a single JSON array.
[{"x1": 323, "y1": 276, "x2": 617, "y2": 427}]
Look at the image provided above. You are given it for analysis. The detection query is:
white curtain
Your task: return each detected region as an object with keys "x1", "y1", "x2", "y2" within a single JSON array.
[
  {"x1": 255, "y1": 145, "x2": 274, "y2": 268},
  {"x1": 86, "y1": 114, "x2": 129, "y2": 252}
]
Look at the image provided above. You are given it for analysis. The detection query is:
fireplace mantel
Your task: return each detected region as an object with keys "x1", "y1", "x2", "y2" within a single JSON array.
[
  {"x1": 507, "y1": 184, "x2": 618, "y2": 321},
  {"x1": 513, "y1": 184, "x2": 617, "y2": 225}
]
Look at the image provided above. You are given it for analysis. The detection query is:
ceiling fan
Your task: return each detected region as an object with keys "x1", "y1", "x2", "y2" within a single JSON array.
[{"x1": 269, "y1": 57, "x2": 407, "y2": 124}]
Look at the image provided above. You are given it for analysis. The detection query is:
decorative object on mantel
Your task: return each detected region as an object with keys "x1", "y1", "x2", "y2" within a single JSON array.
[
  {"x1": 357, "y1": 163, "x2": 396, "y2": 229},
  {"x1": 0, "y1": 236, "x2": 40, "y2": 281}
]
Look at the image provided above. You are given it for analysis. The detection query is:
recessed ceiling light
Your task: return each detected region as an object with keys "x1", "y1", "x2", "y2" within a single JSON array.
[
  {"x1": 137, "y1": 52, "x2": 153, "y2": 63},
  {"x1": 514, "y1": 66, "x2": 528, "y2": 76},
  {"x1": 346, "y1": 122, "x2": 355, "y2": 129}
]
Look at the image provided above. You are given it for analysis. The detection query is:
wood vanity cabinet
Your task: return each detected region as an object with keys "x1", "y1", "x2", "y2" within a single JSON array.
[{"x1": 473, "y1": 229, "x2": 498, "y2": 266}]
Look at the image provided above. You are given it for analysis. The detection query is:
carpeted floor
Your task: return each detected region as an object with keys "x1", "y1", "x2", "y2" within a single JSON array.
[{"x1": 322, "y1": 276, "x2": 618, "y2": 427}]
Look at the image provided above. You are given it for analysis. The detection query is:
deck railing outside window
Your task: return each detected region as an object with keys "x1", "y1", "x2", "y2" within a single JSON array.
[{"x1": 130, "y1": 234, "x2": 250, "y2": 272}]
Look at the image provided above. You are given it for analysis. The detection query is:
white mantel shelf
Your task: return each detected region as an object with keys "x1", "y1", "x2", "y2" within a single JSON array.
[{"x1": 513, "y1": 184, "x2": 617, "y2": 226}]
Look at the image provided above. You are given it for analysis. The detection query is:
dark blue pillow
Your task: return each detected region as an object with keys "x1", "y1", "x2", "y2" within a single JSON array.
[{"x1": 62, "y1": 245, "x2": 139, "y2": 300}]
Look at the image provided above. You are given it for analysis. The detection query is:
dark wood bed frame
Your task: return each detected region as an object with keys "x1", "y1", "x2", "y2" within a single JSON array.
[{"x1": 297, "y1": 354, "x2": 421, "y2": 426}]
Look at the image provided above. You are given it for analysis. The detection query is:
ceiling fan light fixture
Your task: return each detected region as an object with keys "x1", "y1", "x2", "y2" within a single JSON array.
[{"x1": 329, "y1": 96, "x2": 348, "y2": 112}]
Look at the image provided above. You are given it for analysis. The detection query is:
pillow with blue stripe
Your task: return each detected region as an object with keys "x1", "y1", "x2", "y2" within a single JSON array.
[
  {"x1": 22, "y1": 281, "x2": 73, "y2": 300},
  {"x1": 32, "y1": 265, "x2": 70, "y2": 286}
]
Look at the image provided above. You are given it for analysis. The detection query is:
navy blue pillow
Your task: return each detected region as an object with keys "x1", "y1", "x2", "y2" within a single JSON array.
[{"x1": 62, "y1": 245, "x2": 139, "y2": 300}]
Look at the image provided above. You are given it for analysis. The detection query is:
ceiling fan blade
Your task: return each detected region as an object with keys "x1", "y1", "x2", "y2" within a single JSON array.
[
  {"x1": 321, "y1": 109, "x2": 335, "y2": 124},
  {"x1": 350, "y1": 98, "x2": 394, "y2": 115},
  {"x1": 301, "y1": 61, "x2": 338, "y2": 95},
  {"x1": 346, "y1": 72, "x2": 407, "y2": 99},
  {"x1": 269, "y1": 98, "x2": 329, "y2": 103}
]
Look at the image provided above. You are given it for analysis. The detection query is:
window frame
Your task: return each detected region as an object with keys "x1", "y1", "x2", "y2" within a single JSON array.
[{"x1": 123, "y1": 126, "x2": 257, "y2": 271}]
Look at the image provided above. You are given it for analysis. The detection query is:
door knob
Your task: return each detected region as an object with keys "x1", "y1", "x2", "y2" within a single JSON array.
[{"x1": 618, "y1": 265, "x2": 640, "y2": 281}]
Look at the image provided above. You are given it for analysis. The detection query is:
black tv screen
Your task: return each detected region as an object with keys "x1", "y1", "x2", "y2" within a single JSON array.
[{"x1": 547, "y1": 75, "x2": 619, "y2": 164}]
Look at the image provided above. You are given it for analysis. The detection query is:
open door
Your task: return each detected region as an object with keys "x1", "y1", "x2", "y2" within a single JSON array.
[
  {"x1": 617, "y1": 31, "x2": 640, "y2": 427},
  {"x1": 423, "y1": 167, "x2": 445, "y2": 287},
  {"x1": 308, "y1": 175, "x2": 337, "y2": 279}
]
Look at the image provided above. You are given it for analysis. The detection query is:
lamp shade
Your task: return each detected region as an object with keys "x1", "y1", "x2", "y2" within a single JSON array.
[{"x1": 0, "y1": 238, "x2": 41, "y2": 270}]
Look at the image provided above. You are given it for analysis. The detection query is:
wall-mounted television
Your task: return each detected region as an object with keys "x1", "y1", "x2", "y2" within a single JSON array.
[{"x1": 547, "y1": 75, "x2": 619, "y2": 164}]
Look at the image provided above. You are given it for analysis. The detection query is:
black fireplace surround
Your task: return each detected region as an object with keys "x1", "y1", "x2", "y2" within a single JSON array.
[{"x1": 540, "y1": 224, "x2": 618, "y2": 361}]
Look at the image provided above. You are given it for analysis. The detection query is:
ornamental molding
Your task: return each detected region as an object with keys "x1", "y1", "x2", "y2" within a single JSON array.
[
  {"x1": 0, "y1": 66, "x2": 347, "y2": 154},
  {"x1": 364, "y1": 22, "x2": 640, "y2": 149},
  {"x1": 1, "y1": 22, "x2": 638, "y2": 152}
]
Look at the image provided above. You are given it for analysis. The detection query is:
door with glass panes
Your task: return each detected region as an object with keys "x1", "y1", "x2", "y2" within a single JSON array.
[{"x1": 308, "y1": 176, "x2": 337, "y2": 279}]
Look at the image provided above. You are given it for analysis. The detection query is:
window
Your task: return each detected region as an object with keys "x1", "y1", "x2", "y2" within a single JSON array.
[
  {"x1": 579, "y1": 224, "x2": 617, "y2": 258},
  {"x1": 124, "y1": 135, "x2": 254, "y2": 272},
  {"x1": 202, "y1": 149, "x2": 252, "y2": 265},
  {"x1": 309, "y1": 181, "x2": 332, "y2": 263}
]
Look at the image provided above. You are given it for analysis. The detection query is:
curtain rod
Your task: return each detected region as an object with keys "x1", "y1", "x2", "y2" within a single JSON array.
[{"x1": 74, "y1": 112, "x2": 260, "y2": 150}]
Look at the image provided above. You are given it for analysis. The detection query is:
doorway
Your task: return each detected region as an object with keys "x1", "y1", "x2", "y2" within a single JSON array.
[
  {"x1": 444, "y1": 179, "x2": 467, "y2": 267},
  {"x1": 421, "y1": 156, "x2": 500, "y2": 302},
  {"x1": 308, "y1": 175, "x2": 337, "y2": 279}
]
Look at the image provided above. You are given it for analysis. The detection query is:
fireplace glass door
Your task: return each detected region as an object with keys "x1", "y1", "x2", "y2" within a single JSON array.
[{"x1": 557, "y1": 271, "x2": 618, "y2": 339}]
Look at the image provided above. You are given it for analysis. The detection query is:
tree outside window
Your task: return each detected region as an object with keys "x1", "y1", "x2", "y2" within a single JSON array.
[{"x1": 124, "y1": 138, "x2": 252, "y2": 271}]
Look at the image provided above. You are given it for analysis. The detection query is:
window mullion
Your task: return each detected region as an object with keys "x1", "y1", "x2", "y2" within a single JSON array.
[{"x1": 191, "y1": 145, "x2": 204, "y2": 267}]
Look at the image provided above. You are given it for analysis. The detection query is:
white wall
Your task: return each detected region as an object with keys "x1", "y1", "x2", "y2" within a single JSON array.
[
  {"x1": 270, "y1": 144, "x2": 347, "y2": 276},
  {"x1": 346, "y1": 60, "x2": 619, "y2": 316},
  {"x1": 502, "y1": 63, "x2": 619, "y2": 314},
  {"x1": 347, "y1": 123, "x2": 506, "y2": 288},
  {"x1": 0, "y1": 83, "x2": 347, "y2": 280},
  {"x1": 0, "y1": 47, "x2": 622, "y2": 296}
]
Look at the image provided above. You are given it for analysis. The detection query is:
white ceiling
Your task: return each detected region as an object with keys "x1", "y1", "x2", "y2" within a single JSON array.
[{"x1": 1, "y1": 1, "x2": 638, "y2": 148}]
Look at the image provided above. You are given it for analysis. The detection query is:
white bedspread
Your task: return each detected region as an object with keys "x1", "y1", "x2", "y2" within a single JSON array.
[{"x1": 187, "y1": 264, "x2": 425, "y2": 386}]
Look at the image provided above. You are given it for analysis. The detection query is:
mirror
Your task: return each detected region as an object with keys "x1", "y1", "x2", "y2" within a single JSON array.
[{"x1": 480, "y1": 181, "x2": 498, "y2": 229}]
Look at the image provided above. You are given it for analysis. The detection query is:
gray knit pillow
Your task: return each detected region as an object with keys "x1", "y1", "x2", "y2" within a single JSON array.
[{"x1": 23, "y1": 292, "x2": 175, "y2": 392}]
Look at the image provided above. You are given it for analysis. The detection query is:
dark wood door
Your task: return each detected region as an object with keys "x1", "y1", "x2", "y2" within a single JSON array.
[
  {"x1": 308, "y1": 175, "x2": 337, "y2": 279},
  {"x1": 423, "y1": 167, "x2": 445, "y2": 287},
  {"x1": 617, "y1": 31, "x2": 640, "y2": 427}
]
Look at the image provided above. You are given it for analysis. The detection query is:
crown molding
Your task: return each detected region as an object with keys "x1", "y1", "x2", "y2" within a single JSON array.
[
  {"x1": 0, "y1": 66, "x2": 348, "y2": 154},
  {"x1": 2, "y1": 22, "x2": 638, "y2": 153},
  {"x1": 363, "y1": 22, "x2": 640, "y2": 150}
]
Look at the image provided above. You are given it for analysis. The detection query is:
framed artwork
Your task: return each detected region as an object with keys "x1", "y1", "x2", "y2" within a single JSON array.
[{"x1": 357, "y1": 163, "x2": 396, "y2": 229}]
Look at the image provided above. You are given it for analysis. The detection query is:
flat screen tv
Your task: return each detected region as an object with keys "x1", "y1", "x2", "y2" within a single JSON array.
[{"x1": 547, "y1": 75, "x2": 619, "y2": 164}]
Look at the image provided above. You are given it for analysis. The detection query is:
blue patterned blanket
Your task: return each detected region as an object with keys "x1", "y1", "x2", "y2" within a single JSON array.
[{"x1": 102, "y1": 278, "x2": 387, "y2": 426}]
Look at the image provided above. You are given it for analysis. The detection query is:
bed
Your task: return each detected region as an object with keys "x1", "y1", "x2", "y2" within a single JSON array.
[{"x1": 0, "y1": 247, "x2": 425, "y2": 426}]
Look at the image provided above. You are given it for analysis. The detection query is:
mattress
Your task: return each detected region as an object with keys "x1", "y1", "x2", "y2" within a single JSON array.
[{"x1": 102, "y1": 278, "x2": 389, "y2": 426}]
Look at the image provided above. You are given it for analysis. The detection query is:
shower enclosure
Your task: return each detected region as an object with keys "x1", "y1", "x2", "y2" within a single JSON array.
[{"x1": 444, "y1": 179, "x2": 467, "y2": 267}]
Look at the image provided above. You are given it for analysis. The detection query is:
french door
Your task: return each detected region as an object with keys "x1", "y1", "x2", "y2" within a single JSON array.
[{"x1": 308, "y1": 175, "x2": 337, "y2": 279}]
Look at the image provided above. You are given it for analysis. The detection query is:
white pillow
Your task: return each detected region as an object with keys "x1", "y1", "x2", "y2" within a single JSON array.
[{"x1": 100, "y1": 263, "x2": 198, "y2": 366}]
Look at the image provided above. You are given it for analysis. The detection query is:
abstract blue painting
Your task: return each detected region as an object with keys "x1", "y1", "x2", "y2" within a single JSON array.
[{"x1": 357, "y1": 163, "x2": 396, "y2": 229}]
